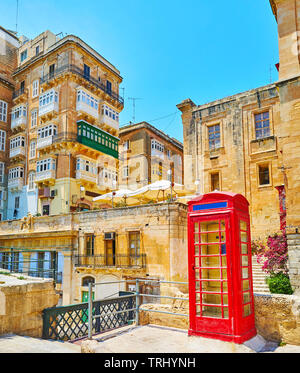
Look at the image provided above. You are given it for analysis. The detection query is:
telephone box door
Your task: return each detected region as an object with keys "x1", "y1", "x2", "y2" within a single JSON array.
[{"x1": 189, "y1": 214, "x2": 233, "y2": 336}]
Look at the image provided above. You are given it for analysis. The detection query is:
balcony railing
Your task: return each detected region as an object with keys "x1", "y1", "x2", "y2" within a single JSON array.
[
  {"x1": 8, "y1": 178, "x2": 24, "y2": 190},
  {"x1": 10, "y1": 147, "x2": 26, "y2": 158},
  {"x1": 12, "y1": 88, "x2": 26, "y2": 100},
  {"x1": 40, "y1": 64, "x2": 124, "y2": 106},
  {"x1": 37, "y1": 136, "x2": 54, "y2": 149},
  {"x1": 35, "y1": 170, "x2": 56, "y2": 183},
  {"x1": 11, "y1": 115, "x2": 27, "y2": 129},
  {"x1": 74, "y1": 254, "x2": 146, "y2": 269},
  {"x1": 76, "y1": 170, "x2": 97, "y2": 184}
]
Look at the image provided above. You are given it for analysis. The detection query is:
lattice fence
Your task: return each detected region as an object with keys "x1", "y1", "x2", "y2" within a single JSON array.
[{"x1": 42, "y1": 293, "x2": 135, "y2": 341}]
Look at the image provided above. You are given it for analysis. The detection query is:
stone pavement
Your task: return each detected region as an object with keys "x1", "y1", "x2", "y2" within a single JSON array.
[
  {"x1": 1, "y1": 325, "x2": 300, "y2": 353},
  {"x1": 80, "y1": 324, "x2": 300, "y2": 353},
  {"x1": 0, "y1": 334, "x2": 81, "y2": 353}
]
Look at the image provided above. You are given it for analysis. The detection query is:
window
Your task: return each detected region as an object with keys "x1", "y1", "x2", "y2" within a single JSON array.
[
  {"x1": 42, "y1": 204, "x2": 50, "y2": 216},
  {"x1": 129, "y1": 232, "x2": 140, "y2": 266},
  {"x1": 82, "y1": 276, "x2": 95, "y2": 287},
  {"x1": 39, "y1": 90, "x2": 58, "y2": 108},
  {"x1": 11, "y1": 105, "x2": 27, "y2": 122},
  {"x1": 0, "y1": 130, "x2": 6, "y2": 151},
  {"x1": 167, "y1": 150, "x2": 171, "y2": 159},
  {"x1": 211, "y1": 172, "x2": 220, "y2": 191},
  {"x1": 10, "y1": 136, "x2": 25, "y2": 150},
  {"x1": 0, "y1": 162, "x2": 4, "y2": 183},
  {"x1": 9, "y1": 167, "x2": 24, "y2": 180},
  {"x1": 38, "y1": 124, "x2": 57, "y2": 139},
  {"x1": 20, "y1": 81, "x2": 25, "y2": 93},
  {"x1": 29, "y1": 140, "x2": 36, "y2": 159},
  {"x1": 85, "y1": 234, "x2": 94, "y2": 256},
  {"x1": 31, "y1": 109, "x2": 38, "y2": 127},
  {"x1": 208, "y1": 124, "x2": 220, "y2": 150},
  {"x1": 76, "y1": 158, "x2": 96, "y2": 174},
  {"x1": 0, "y1": 101, "x2": 7, "y2": 122},
  {"x1": 106, "y1": 80, "x2": 112, "y2": 94},
  {"x1": 102, "y1": 105, "x2": 119, "y2": 122},
  {"x1": 123, "y1": 166, "x2": 129, "y2": 179},
  {"x1": 84, "y1": 64, "x2": 90, "y2": 79},
  {"x1": 35, "y1": 45, "x2": 40, "y2": 56},
  {"x1": 258, "y1": 164, "x2": 270, "y2": 186},
  {"x1": 20, "y1": 49, "x2": 27, "y2": 62},
  {"x1": 123, "y1": 140, "x2": 130, "y2": 151},
  {"x1": 36, "y1": 158, "x2": 56, "y2": 173},
  {"x1": 77, "y1": 90, "x2": 98, "y2": 111},
  {"x1": 49, "y1": 64, "x2": 55, "y2": 78},
  {"x1": 255, "y1": 112, "x2": 270, "y2": 139},
  {"x1": 28, "y1": 172, "x2": 35, "y2": 191},
  {"x1": 15, "y1": 196, "x2": 20, "y2": 209},
  {"x1": 32, "y1": 80, "x2": 39, "y2": 98}
]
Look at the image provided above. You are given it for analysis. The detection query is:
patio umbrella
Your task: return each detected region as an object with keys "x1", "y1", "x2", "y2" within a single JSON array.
[{"x1": 93, "y1": 189, "x2": 141, "y2": 207}]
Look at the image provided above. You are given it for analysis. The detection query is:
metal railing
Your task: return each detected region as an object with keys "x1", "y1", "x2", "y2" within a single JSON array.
[
  {"x1": 40, "y1": 64, "x2": 124, "y2": 105},
  {"x1": 87, "y1": 278, "x2": 189, "y2": 339},
  {"x1": 74, "y1": 254, "x2": 146, "y2": 269},
  {"x1": 12, "y1": 88, "x2": 26, "y2": 100}
]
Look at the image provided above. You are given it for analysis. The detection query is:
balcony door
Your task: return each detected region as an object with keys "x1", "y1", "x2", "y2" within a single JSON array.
[{"x1": 105, "y1": 235, "x2": 115, "y2": 266}]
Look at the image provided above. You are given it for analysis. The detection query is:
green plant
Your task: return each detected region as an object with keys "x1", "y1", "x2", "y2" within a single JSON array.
[
  {"x1": 266, "y1": 272, "x2": 293, "y2": 295},
  {"x1": 17, "y1": 276, "x2": 26, "y2": 280}
]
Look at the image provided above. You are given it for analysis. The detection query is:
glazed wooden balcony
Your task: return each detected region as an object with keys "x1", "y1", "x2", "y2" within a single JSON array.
[
  {"x1": 8, "y1": 178, "x2": 24, "y2": 191},
  {"x1": 74, "y1": 254, "x2": 146, "y2": 269},
  {"x1": 40, "y1": 64, "x2": 124, "y2": 107}
]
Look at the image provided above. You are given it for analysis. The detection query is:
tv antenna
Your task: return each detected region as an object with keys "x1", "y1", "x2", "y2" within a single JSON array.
[
  {"x1": 16, "y1": 0, "x2": 19, "y2": 34},
  {"x1": 128, "y1": 97, "x2": 142, "y2": 124}
]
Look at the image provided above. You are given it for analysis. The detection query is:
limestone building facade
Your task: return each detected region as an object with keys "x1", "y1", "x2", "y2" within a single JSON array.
[
  {"x1": 118, "y1": 121, "x2": 183, "y2": 191},
  {"x1": 5, "y1": 29, "x2": 123, "y2": 220},
  {"x1": 177, "y1": 0, "x2": 300, "y2": 291}
]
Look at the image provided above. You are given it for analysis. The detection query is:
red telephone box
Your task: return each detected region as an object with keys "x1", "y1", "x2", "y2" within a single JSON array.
[{"x1": 187, "y1": 192, "x2": 256, "y2": 343}]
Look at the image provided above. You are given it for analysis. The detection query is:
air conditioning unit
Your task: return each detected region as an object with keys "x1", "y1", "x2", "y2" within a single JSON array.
[
  {"x1": 104, "y1": 232, "x2": 115, "y2": 240},
  {"x1": 50, "y1": 189, "x2": 57, "y2": 198}
]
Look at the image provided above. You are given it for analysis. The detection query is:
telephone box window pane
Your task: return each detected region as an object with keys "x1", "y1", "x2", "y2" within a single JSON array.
[
  {"x1": 194, "y1": 222, "x2": 199, "y2": 233},
  {"x1": 201, "y1": 244, "x2": 220, "y2": 255},
  {"x1": 243, "y1": 292, "x2": 250, "y2": 304},
  {"x1": 243, "y1": 280, "x2": 250, "y2": 291},
  {"x1": 223, "y1": 308, "x2": 229, "y2": 318},
  {"x1": 194, "y1": 234, "x2": 199, "y2": 244},
  {"x1": 221, "y1": 256, "x2": 227, "y2": 267},
  {"x1": 195, "y1": 257, "x2": 199, "y2": 267},
  {"x1": 200, "y1": 221, "x2": 219, "y2": 232},
  {"x1": 243, "y1": 304, "x2": 251, "y2": 317},
  {"x1": 195, "y1": 281, "x2": 200, "y2": 290},
  {"x1": 222, "y1": 269, "x2": 227, "y2": 279},
  {"x1": 196, "y1": 305, "x2": 201, "y2": 316},
  {"x1": 200, "y1": 234, "x2": 209, "y2": 243},
  {"x1": 202, "y1": 306, "x2": 222, "y2": 318},
  {"x1": 242, "y1": 268, "x2": 249, "y2": 279},
  {"x1": 201, "y1": 268, "x2": 221, "y2": 280},
  {"x1": 240, "y1": 221, "x2": 247, "y2": 230},
  {"x1": 241, "y1": 232, "x2": 248, "y2": 242},
  {"x1": 241, "y1": 243, "x2": 248, "y2": 254},
  {"x1": 223, "y1": 294, "x2": 228, "y2": 305},
  {"x1": 241, "y1": 256, "x2": 249, "y2": 266},
  {"x1": 201, "y1": 256, "x2": 220, "y2": 267},
  {"x1": 202, "y1": 293, "x2": 222, "y2": 305},
  {"x1": 196, "y1": 292, "x2": 200, "y2": 302},
  {"x1": 195, "y1": 245, "x2": 199, "y2": 255},
  {"x1": 195, "y1": 269, "x2": 200, "y2": 279},
  {"x1": 223, "y1": 281, "x2": 228, "y2": 291},
  {"x1": 220, "y1": 220, "x2": 226, "y2": 231},
  {"x1": 201, "y1": 281, "x2": 221, "y2": 292}
]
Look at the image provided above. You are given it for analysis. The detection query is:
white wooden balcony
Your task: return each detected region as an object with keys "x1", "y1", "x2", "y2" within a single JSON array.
[
  {"x1": 10, "y1": 147, "x2": 25, "y2": 158},
  {"x1": 76, "y1": 100, "x2": 99, "y2": 120},
  {"x1": 76, "y1": 170, "x2": 97, "y2": 184},
  {"x1": 11, "y1": 115, "x2": 27, "y2": 130},
  {"x1": 8, "y1": 178, "x2": 24, "y2": 191},
  {"x1": 37, "y1": 136, "x2": 54, "y2": 149},
  {"x1": 35, "y1": 170, "x2": 56, "y2": 183},
  {"x1": 100, "y1": 114, "x2": 119, "y2": 131}
]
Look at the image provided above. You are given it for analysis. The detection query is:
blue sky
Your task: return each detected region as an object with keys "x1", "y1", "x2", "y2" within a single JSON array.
[{"x1": 1, "y1": 0, "x2": 278, "y2": 143}]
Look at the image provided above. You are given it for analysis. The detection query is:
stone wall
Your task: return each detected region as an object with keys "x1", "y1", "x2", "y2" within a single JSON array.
[
  {"x1": 139, "y1": 293, "x2": 300, "y2": 346},
  {"x1": 287, "y1": 233, "x2": 300, "y2": 292},
  {"x1": 0, "y1": 272, "x2": 59, "y2": 338}
]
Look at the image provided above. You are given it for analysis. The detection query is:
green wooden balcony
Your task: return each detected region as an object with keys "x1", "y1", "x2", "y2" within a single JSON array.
[{"x1": 77, "y1": 120, "x2": 119, "y2": 159}]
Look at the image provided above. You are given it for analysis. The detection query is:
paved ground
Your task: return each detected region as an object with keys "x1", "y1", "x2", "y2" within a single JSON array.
[
  {"x1": 0, "y1": 334, "x2": 81, "y2": 353},
  {"x1": 1, "y1": 325, "x2": 300, "y2": 353},
  {"x1": 79, "y1": 325, "x2": 300, "y2": 354}
]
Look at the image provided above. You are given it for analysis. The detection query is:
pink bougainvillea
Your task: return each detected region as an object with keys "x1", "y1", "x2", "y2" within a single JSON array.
[{"x1": 256, "y1": 233, "x2": 288, "y2": 275}]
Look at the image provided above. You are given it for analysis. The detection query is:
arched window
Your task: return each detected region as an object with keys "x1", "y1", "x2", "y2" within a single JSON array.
[{"x1": 82, "y1": 276, "x2": 95, "y2": 287}]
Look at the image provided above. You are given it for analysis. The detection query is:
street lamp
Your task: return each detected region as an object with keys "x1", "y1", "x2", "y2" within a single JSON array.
[{"x1": 167, "y1": 169, "x2": 173, "y2": 202}]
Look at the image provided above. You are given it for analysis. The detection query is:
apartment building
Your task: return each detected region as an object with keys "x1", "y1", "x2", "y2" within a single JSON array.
[
  {"x1": 7, "y1": 30, "x2": 123, "y2": 219},
  {"x1": 0, "y1": 26, "x2": 19, "y2": 221},
  {"x1": 118, "y1": 121, "x2": 183, "y2": 191}
]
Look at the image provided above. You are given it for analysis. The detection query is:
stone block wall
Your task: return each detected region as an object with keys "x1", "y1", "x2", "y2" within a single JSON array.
[
  {"x1": 0, "y1": 274, "x2": 59, "y2": 338},
  {"x1": 287, "y1": 233, "x2": 300, "y2": 292}
]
